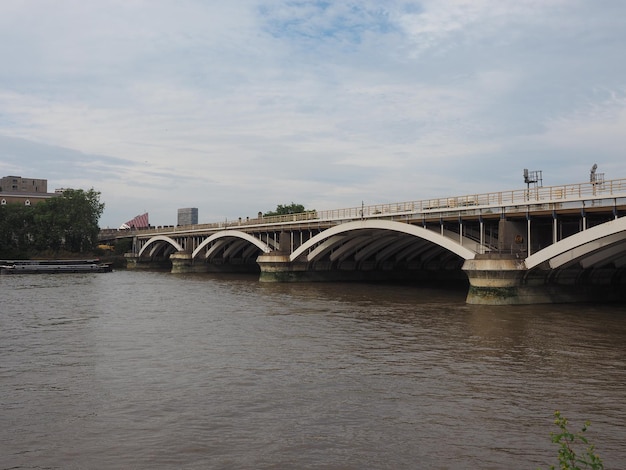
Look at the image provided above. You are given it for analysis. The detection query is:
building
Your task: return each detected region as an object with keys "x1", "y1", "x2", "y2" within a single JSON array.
[
  {"x1": 0, "y1": 175, "x2": 48, "y2": 193},
  {"x1": 178, "y1": 207, "x2": 198, "y2": 226},
  {"x1": 0, "y1": 175, "x2": 57, "y2": 206}
]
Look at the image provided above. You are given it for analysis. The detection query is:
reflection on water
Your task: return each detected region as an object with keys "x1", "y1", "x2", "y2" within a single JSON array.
[{"x1": 1, "y1": 271, "x2": 625, "y2": 469}]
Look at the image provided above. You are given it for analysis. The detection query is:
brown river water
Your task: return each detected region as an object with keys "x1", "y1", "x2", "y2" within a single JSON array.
[{"x1": 1, "y1": 270, "x2": 625, "y2": 469}]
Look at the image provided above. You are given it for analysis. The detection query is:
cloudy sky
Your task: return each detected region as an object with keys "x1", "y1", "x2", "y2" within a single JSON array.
[{"x1": 1, "y1": 1, "x2": 624, "y2": 228}]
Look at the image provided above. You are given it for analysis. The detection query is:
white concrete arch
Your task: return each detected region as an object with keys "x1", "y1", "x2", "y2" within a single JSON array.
[
  {"x1": 525, "y1": 216, "x2": 626, "y2": 270},
  {"x1": 290, "y1": 220, "x2": 477, "y2": 262},
  {"x1": 191, "y1": 230, "x2": 272, "y2": 260},
  {"x1": 138, "y1": 235, "x2": 184, "y2": 258}
]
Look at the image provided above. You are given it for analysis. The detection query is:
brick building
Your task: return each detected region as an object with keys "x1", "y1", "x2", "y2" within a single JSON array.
[{"x1": 0, "y1": 176, "x2": 58, "y2": 206}]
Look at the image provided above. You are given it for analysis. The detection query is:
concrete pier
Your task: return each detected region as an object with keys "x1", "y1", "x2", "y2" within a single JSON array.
[
  {"x1": 257, "y1": 253, "x2": 308, "y2": 282},
  {"x1": 124, "y1": 253, "x2": 171, "y2": 271},
  {"x1": 170, "y1": 252, "x2": 195, "y2": 274},
  {"x1": 463, "y1": 254, "x2": 536, "y2": 304},
  {"x1": 463, "y1": 254, "x2": 626, "y2": 304}
]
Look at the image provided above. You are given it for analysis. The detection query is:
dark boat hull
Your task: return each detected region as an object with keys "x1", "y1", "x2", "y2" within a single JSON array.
[{"x1": 0, "y1": 260, "x2": 112, "y2": 274}]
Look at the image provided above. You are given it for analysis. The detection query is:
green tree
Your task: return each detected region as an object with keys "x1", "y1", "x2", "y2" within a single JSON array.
[
  {"x1": 32, "y1": 196, "x2": 64, "y2": 252},
  {"x1": 57, "y1": 189, "x2": 104, "y2": 252},
  {"x1": 264, "y1": 203, "x2": 307, "y2": 217},
  {"x1": 0, "y1": 203, "x2": 34, "y2": 258},
  {"x1": 0, "y1": 188, "x2": 104, "y2": 257}
]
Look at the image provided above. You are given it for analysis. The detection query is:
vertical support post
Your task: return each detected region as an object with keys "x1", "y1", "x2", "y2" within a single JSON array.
[
  {"x1": 526, "y1": 214, "x2": 532, "y2": 256},
  {"x1": 552, "y1": 210, "x2": 558, "y2": 245},
  {"x1": 479, "y1": 215, "x2": 484, "y2": 254},
  {"x1": 581, "y1": 205, "x2": 587, "y2": 231}
]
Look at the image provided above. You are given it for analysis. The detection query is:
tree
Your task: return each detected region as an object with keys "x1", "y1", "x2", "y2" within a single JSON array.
[
  {"x1": 0, "y1": 203, "x2": 34, "y2": 258},
  {"x1": 264, "y1": 203, "x2": 307, "y2": 217},
  {"x1": 0, "y1": 188, "x2": 104, "y2": 258},
  {"x1": 56, "y1": 189, "x2": 105, "y2": 252}
]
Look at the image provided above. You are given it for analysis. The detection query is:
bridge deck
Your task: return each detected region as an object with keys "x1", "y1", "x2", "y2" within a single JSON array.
[{"x1": 100, "y1": 177, "x2": 626, "y2": 240}]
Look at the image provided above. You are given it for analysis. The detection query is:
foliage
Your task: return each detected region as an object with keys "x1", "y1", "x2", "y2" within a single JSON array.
[
  {"x1": 0, "y1": 203, "x2": 32, "y2": 258},
  {"x1": 263, "y1": 202, "x2": 318, "y2": 218},
  {"x1": 113, "y1": 238, "x2": 132, "y2": 255},
  {"x1": 264, "y1": 202, "x2": 307, "y2": 217},
  {"x1": 0, "y1": 188, "x2": 104, "y2": 258},
  {"x1": 540, "y1": 411, "x2": 604, "y2": 470}
]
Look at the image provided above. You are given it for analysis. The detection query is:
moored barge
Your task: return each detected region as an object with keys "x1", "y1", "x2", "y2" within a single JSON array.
[{"x1": 0, "y1": 259, "x2": 112, "y2": 274}]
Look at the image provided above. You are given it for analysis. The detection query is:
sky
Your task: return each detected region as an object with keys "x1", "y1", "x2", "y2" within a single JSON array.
[{"x1": 1, "y1": 0, "x2": 625, "y2": 228}]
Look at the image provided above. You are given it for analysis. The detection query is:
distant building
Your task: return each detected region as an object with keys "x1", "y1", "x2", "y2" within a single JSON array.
[
  {"x1": 0, "y1": 175, "x2": 48, "y2": 193},
  {"x1": 178, "y1": 207, "x2": 198, "y2": 226},
  {"x1": 0, "y1": 175, "x2": 57, "y2": 206}
]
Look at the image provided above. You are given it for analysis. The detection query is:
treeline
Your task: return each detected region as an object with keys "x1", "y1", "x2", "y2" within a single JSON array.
[{"x1": 0, "y1": 189, "x2": 104, "y2": 259}]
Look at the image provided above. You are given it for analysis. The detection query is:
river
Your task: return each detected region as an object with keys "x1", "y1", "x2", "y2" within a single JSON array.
[{"x1": 1, "y1": 270, "x2": 625, "y2": 469}]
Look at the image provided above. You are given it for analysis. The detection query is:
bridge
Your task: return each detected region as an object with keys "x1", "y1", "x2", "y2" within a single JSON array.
[{"x1": 99, "y1": 178, "x2": 626, "y2": 305}]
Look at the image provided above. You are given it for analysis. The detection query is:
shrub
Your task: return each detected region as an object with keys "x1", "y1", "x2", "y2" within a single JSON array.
[{"x1": 540, "y1": 410, "x2": 603, "y2": 470}]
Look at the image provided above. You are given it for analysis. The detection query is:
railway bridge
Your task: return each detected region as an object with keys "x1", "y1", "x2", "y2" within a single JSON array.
[{"x1": 99, "y1": 178, "x2": 626, "y2": 305}]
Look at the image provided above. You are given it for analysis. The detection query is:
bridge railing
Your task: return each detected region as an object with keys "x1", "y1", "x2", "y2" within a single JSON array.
[{"x1": 311, "y1": 177, "x2": 626, "y2": 222}]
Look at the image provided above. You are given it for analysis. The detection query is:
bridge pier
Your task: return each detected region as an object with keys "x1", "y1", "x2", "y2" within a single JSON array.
[
  {"x1": 463, "y1": 254, "x2": 626, "y2": 304},
  {"x1": 463, "y1": 254, "x2": 531, "y2": 304},
  {"x1": 124, "y1": 253, "x2": 172, "y2": 271},
  {"x1": 257, "y1": 253, "x2": 308, "y2": 282},
  {"x1": 463, "y1": 254, "x2": 581, "y2": 305},
  {"x1": 170, "y1": 252, "x2": 203, "y2": 274},
  {"x1": 124, "y1": 253, "x2": 160, "y2": 270}
]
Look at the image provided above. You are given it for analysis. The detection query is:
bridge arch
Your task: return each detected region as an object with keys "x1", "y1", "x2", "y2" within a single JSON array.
[
  {"x1": 192, "y1": 230, "x2": 272, "y2": 261},
  {"x1": 290, "y1": 220, "x2": 476, "y2": 269},
  {"x1": 525, "y1": 216, "x2": 626, "y2": 270},
  {"x1": 138, "y1": 235, "x2": 184, "y2": 259}
]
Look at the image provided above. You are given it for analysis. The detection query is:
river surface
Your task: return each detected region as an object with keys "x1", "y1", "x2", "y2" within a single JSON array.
[{"x1": 1, "y1": 270, "x2": 625, "y2": 469}]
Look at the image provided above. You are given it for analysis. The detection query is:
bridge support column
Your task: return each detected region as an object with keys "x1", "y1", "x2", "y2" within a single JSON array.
[
  {"x1": 464, "y1": 254, "x2": 626, "y2": 305},
  {"x1": 124, "y1": 253, "x2": 158, "y2": 270},
  {"x1": 125, "y1": 253, "x2": 139, "y2": 268},
  {"x1": 170, "y1": 252, "x2": 204, "y2": 274},
  {"x1": 257, "y1": 253, "x2": 308, "y2": 282},
  {"x1": 462, "y1": 254, "x2": 531, "y2": 305}
]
